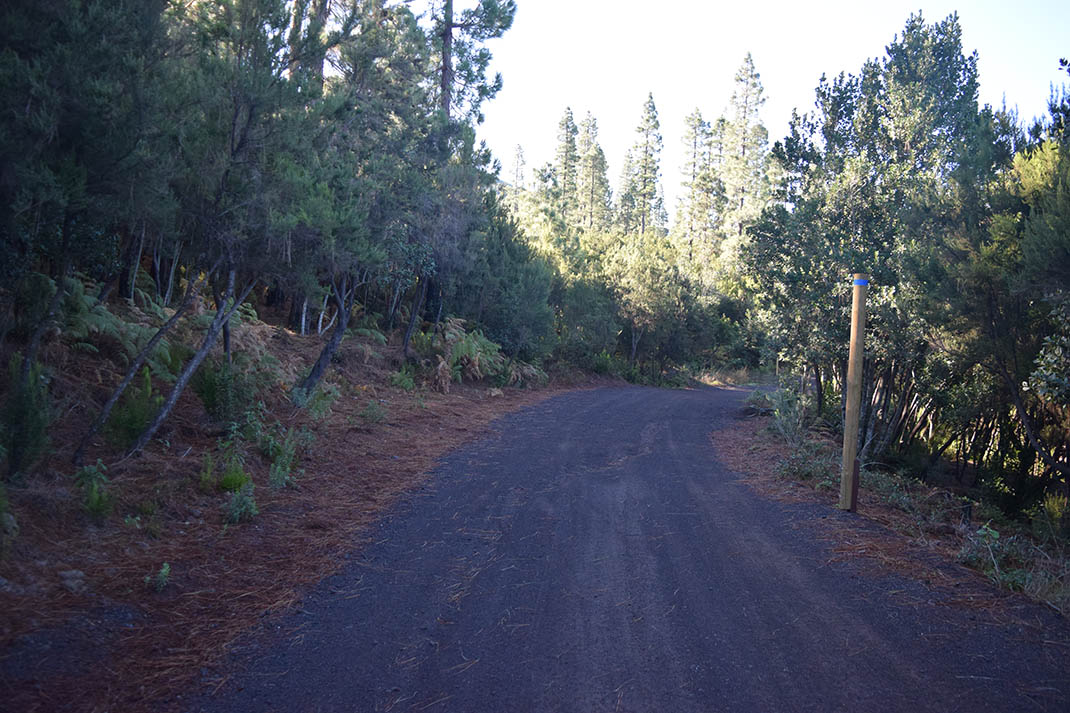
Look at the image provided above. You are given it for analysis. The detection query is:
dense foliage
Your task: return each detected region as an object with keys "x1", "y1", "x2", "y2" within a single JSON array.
[
  {"x1": 741, "y1": 14, "x2": 1069, "y2": 515},
  {"x1": 0, "y1": 4, "x2": 1066, "y2": 520}
]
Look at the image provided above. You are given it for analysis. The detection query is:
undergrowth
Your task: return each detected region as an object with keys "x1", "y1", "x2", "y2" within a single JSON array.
[
  {"x1": 761, "y1": 382, "x2": 1070, "y2": 614},
  {"x1": 2, "y1": 355, "x2": 51, "y2": 481},
  {"x1": 105, "y1": 367, "x2": 162, "y2": 448}
]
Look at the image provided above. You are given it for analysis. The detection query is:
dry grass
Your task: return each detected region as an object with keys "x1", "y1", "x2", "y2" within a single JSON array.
[{"x1": 0, "y1": 321, "x2": 587, "y2": 713}]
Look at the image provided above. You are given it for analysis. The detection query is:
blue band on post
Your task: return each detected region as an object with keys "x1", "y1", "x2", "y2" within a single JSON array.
[{"x1": 853, "y1": 279, "x2": 869, "y2": 286}]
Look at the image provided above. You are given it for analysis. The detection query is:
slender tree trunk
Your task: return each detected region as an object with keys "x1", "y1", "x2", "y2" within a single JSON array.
[
  {"x1": 213, "y1": 275, "x2": 233, "y2": 364},
  {"x1": 440, "y1": 0, "x2": 453, "y2": 118},
  {"x1": 629, "y1": 325, "x2": 642, "y2": 367},
  {"x1": 402, "y1": 277, "x2": 428, "y2": 361},
  {"x1": 163, "y1": 241, "x2": 181, "y2": 306},
  {"x1": 298, "y1": 275, "x2": 353, "y2": 395},
  {"x1": 129, "y1": 223, "x2": 146, "y2": 305},
  {"x1": 386, "y1": 279, "x2": 402, "y2": 331},
  {"x1": 126, "y1": 272, "x2": 256, "y2": 457}
]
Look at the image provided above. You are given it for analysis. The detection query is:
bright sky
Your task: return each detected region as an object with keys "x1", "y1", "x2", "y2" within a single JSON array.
[{"x1": 475, "y1": 0, "x2": 1070, "y2": 216}]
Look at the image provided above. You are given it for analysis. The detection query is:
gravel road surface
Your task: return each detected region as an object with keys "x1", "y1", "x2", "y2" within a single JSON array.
[{"x1": 196, "y1": 386, "x2": 1069, "y2": 712}]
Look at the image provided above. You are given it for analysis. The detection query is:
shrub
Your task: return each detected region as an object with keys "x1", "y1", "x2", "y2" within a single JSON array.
[
  {"x1": 390, "y1": 365, "x2": 416, "y2": 391},
  {"x1": 592, "y1": 350, "x2": 614, "y2": 375},
  {"x1": 144, "y1": 562, "x2": 170, "y2": 592},
  {"x1": 73, "y1": 459, "x2": 112, "y2": 522},
  {"x1": 268, "y1": 428, "x2": 300, "y2": 490},
  {"x1": 105, "y1": 367, "x2": 162, "y2": 448},
  {"x1": 192, "y1": 358, "x2": 259, "y2": 424},
  {"x1": 2, "y1": 355, "x2": 51, "y2": 480},
  {"x1": 291, "y1": 382, "x2": 340, "y2": 421},
  {"x1": 218, "y1": 448, "x2": 250, "y2": 493},
  {"x1": 777, "y1": 439, "x2": 838, "y2": 483},
  {"x1": 198, "y1": 452, "x2": 217, "y2": 493},
  {"x1": 223, "y1": 483, "x2": 258, "y2": 524},
  {"x1": 359, "y1": 399, "x2": 387, "y2": 425}
]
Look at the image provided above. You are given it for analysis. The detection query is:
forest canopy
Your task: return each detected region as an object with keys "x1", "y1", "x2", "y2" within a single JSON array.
[{"x1": 0, "y1": 3, "x2": 1067, "y2": 517}]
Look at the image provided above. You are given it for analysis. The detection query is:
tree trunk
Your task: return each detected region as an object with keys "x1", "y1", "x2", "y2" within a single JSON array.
[
  {"x1": 440, "y1": 0, "x2": 454, "y2": 118},
  {"x1": 213, "y1": 276, "x2": 232, "y2": 364},
  {"x1": 129, "y1": 223, "x2": 146, "y2": 305},
  {"x1": 629, "y1": 325, "x2": 642, "y2": 367},
  {"x1": 163, "y1": 241, "x2": 181, "y2": 306},
  {"x1": 125, "y1": 272, "x2": 256, "y2": 457},
  {"x1": 297, "y1": 276, "x2": 353, "y2": 395},
  {"x1": 402, "y1": 277, "x2": 428, "y2": 361}
]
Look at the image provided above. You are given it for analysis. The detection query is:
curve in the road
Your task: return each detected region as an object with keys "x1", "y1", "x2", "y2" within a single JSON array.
[{"x1": 195, "y1": 386, "x2": 1069, "y2": 713}]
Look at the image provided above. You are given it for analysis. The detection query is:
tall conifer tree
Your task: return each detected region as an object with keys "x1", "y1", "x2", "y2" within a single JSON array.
[
  {"x1": 555, "y1": 107, "x2": 579, "y2": 220},
  {"x1": 617, "y1": 94, "x2": 664, "y2": 235},
  {"x1": 575, "y1": 112, "x2": 612, "y2": 233}
]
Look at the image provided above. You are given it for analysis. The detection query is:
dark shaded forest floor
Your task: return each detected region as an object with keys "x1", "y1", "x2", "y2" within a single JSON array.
[{"x1": 0, "y1": 321, "x2": 610, "y2": 712}]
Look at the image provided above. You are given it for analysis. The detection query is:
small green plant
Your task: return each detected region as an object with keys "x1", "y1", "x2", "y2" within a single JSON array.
[
  {"x1": 144, "y1": 562, "x2": 170, "y2": 592},
  {"x1": 73, "y1": 459, "x2": 112, "y2": 521},
  {"x1": 776, "y1": 439, "x2": 837, "y2": 482},
  {"x1": 192, "y1": 359, "x2": 259, "y2": 423},
  {"x1": 105, "y1": 367, "x2": 163, "y2": 448},
  {"x1": 198, "y1": 451, "x2": 217, "y2": 493},
  {"x1": 359, "y1": 399, "x2": 387, "y2": 425},
  {"x1": 292, "y1": 382, "x2": 340, "y2": 421},
  {"x1": 268, "y1": 428, "x2": 300, "y2": 490},
  {"x1": 767, "y1": 385, "x2": 808, "y2": 447},
  {"x1": 2, "y1": 355, "x2": 51, "y2": 480},
  {"x1": 218, "y1": 447, "x2": 250, "y2": 493},
  {"x1": 223, "y1": 483, "x2": 258, "y2": 524},
  {"x1": 390, "y1": 365, "x2": 416, "y2": 392},
  {"x1": 592, "y1": 350, "x2": 614, "y2": 375}
]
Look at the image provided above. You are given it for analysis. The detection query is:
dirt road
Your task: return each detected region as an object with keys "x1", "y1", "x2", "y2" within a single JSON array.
[{"x1": 196, "y1": 386, "x2": 1069, "y2": 712}]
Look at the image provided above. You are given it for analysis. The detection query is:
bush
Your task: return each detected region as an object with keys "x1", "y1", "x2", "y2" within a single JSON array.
[
  {"x1": 2, "y1": 356, "x2": 51, "y2": 480},
  {"x1": 144, "y1": 562, "x2": 170, "y2": 592},
  {"x1": 268, "y1": 428, "x2": 300, "y2": 490},
  {"x1": 359, "y1": 399, "x2": 387, "y2": 425},
  {"x1": 390, "y1": 365, "x2": 416, "y2": 391},
  {"x1": 777, "y1": 439, "x2": 838, "y2": 483},
  {"x1": 105, "y1": 367, "x2": 162, "y2": 448},
  {"x1": 198, "y1": 452, "x2": 217, "y2": 493},
  {"x1": 73, "y1": 459, "x2": 112, "y2": 522},
  {"x1": 192, "y1": 358, "x2": 260, "y2": 424},
  {"x1": 291, "y1": 381, "x2": 340, "y2": 421},
  {"x1": 223, "y1": 483, "x2": 258, "y2": 524},
  {"x1": 218, "y1": 448, "x2": 250, "y2": 493},
  {"x1": 592, "y1": 350, "x2": 615, "y2": 375}
]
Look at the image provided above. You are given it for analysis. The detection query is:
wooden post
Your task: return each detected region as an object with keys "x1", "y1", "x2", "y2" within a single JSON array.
[{"x1": 840, "y1": 273, "x2": 868, "y2": 511}]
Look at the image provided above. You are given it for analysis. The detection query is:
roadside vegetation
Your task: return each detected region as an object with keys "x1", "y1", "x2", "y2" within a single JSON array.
[
  {"x1": 1, "y1": 1, "x2": 1068, "y2": 709},
  {"x1": 747, "y1": 384, "x2": 1070, "y2": 614}
]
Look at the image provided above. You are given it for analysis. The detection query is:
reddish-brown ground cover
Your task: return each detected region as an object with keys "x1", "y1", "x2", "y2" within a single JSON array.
[{"x1": 0, "y1": 325, "x2": 603, "y2": 712}]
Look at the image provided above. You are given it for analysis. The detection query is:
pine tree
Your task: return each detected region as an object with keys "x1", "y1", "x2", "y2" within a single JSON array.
[
  {"x1": 554, "y1": 107, "x2": 579, "y2": 221},
  {"x1": 720, "y1": 54, "x2": 770, "y2": 241},
  {"x1": 631, "y1": 93, "x2": 665, "y2": 235},
  {"x1": 509, "y1": 144, "x2": 526, "y2": 212},
  {"x1": 575, "y1": 112, "x2": 612, "y2": 233},
  {"x1": 712, "y1": 54, "x2": 770, "y2": 295},
  {"x1": 615, "y1": 149, "x2": 639, "y2": 234}
]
